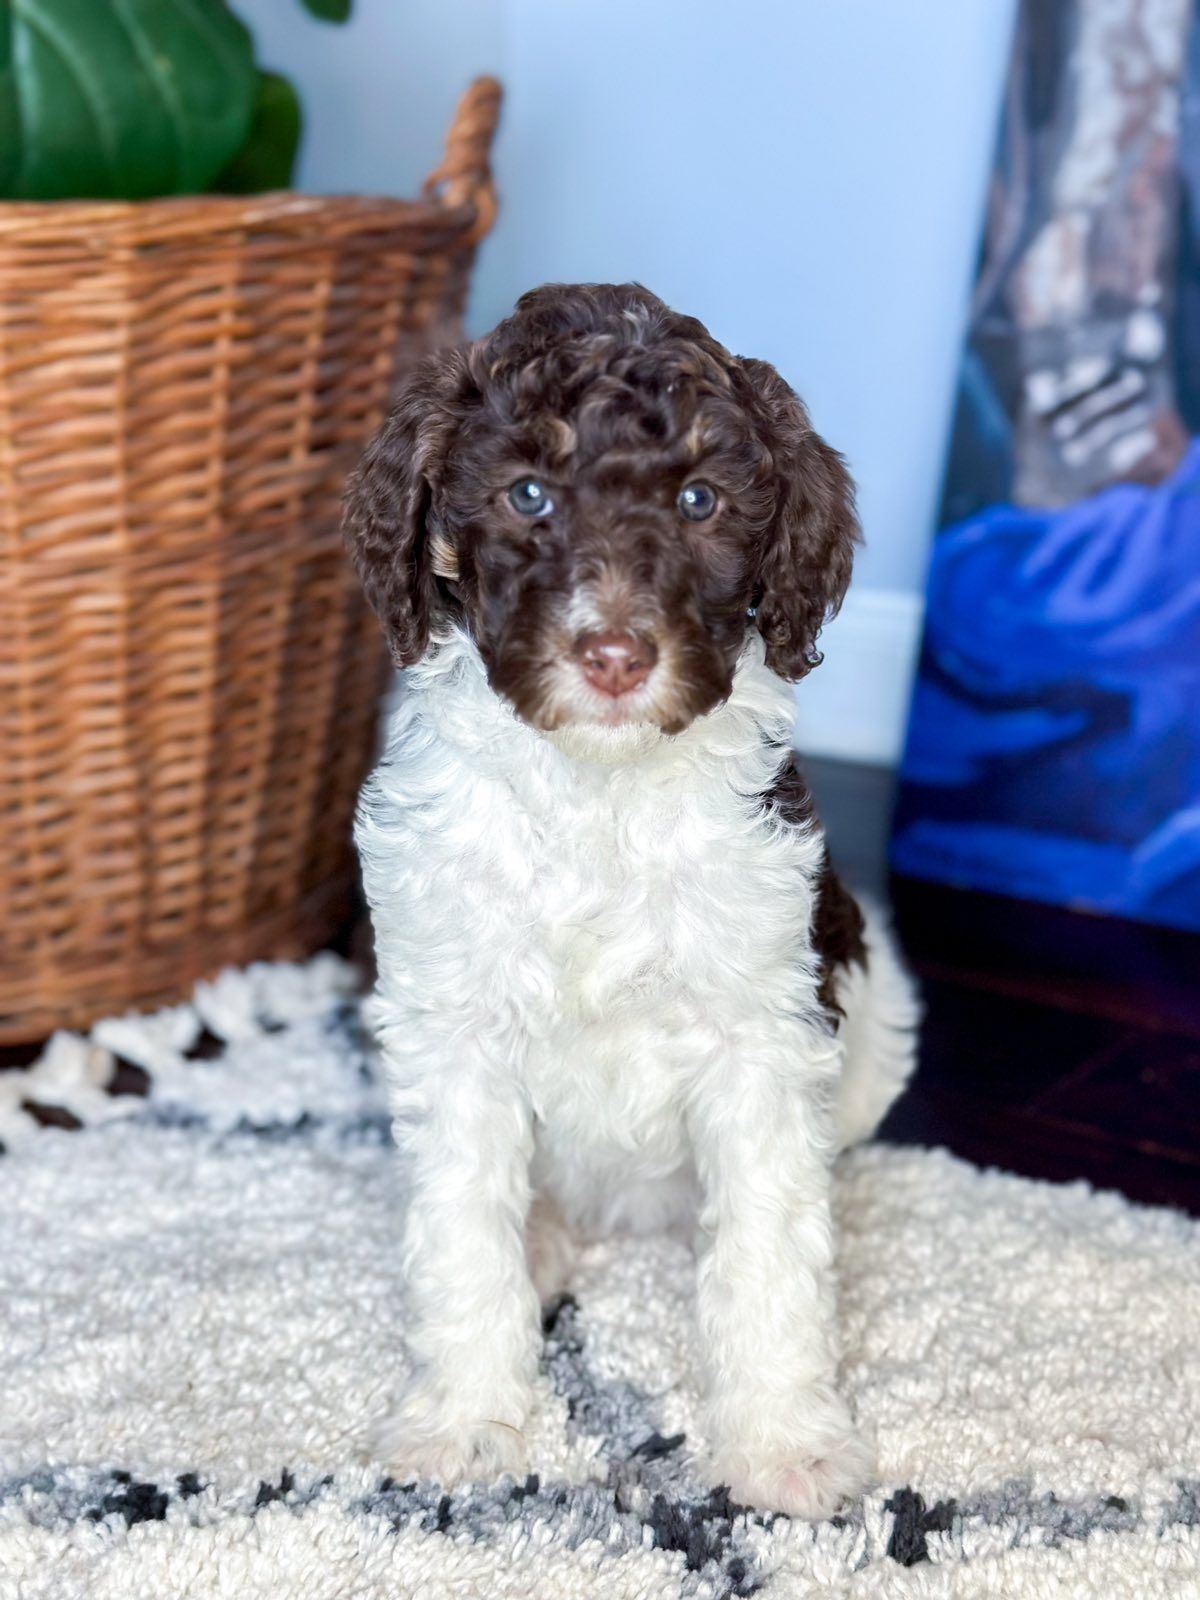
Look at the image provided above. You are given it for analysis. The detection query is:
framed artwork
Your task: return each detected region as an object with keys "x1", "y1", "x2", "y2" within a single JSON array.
[{"x1": 892, "y1": 0, "x2": 1200, "y2": 933}]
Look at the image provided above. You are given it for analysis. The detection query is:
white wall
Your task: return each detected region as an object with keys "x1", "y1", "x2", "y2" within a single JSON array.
[
  {"x1": 241, "y1": 0, "x2": 1016, "y2": 761},
  {"x1": 237, "y1": 0, "x2": 505, "y2": 199}
]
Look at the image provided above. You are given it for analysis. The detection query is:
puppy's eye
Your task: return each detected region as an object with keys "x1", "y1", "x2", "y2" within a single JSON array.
[
  {"x1": 508, "y1": 477, "x2": 554, "y2": 516},
  {"x1": 678, "y1": 481, "x2": 717, "y2": 521}
]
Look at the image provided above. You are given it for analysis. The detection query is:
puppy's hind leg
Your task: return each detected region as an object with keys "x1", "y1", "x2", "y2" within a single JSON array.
[
  {"x1": 526, "y1": 1191, "x2": 578, "y2": 1306},
  {"x1": 834, "y1": 904, "x2": 921, "y2": 1150}
]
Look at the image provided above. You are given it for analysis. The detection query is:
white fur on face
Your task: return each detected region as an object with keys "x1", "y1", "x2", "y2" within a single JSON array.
[
  {"x1": 528, "y1": 649, "x2": 668, "y2": 733},
  {"x1": 355, "y1": 628, "x2": 917, "y2": 1516},
  {"x1": 503, "y1": 580, "x2": 701, "y2": 734}
]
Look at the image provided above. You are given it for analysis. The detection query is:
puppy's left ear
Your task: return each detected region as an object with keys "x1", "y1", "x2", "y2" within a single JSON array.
[{"x1": 739, "y1": 357, "x2": 860, "y2": 681}]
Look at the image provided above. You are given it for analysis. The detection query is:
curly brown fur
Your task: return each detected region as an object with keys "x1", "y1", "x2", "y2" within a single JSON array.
[
  {"x1": 344, "y1": 282, "x2": 859, "y2": 733},
  {"x1": 762, "y1": 757, "x2": 869, "y2": 1021}
]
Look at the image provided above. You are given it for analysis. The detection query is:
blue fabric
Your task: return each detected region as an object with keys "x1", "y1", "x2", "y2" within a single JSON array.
[{"x1": 893, "y1": 442, "x2": 1200, "y2": 930}]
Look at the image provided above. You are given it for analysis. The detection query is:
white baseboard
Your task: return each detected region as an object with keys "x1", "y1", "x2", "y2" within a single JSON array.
[{"x1": 791, "y1": 587, "x2": 925, "y2": 766}]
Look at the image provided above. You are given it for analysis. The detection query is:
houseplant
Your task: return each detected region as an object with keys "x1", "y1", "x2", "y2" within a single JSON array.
[
  {"x1": 0, "y1": 6, "x2": 501, "y2": 1039},
  {"x1": 0, "y1": 0, "x2": 350, "y2": 200}
]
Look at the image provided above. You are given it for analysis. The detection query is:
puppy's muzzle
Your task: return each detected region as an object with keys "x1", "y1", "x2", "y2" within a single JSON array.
[{"x1": 572, "y1": 631, "x2": 658, "y2": 698}]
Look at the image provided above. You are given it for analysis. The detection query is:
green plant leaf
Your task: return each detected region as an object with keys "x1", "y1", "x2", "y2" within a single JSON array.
[
  {"x1": 297, "y1": 0, "x2": 351, "y2": 21},
  {"x1": 0, "y1": 5, "x2": 22, "y2": 191},
  {"x1": 3, "y1": 0, "x2": 258, "y2": 199},
  {"x1": 213, "y1": 69, "x2": 300, "y2": 192}
]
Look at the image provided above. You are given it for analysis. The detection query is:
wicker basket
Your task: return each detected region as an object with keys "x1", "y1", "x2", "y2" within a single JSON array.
[{"x1": 0, "y1": 77, "x2": 502, "y2": 1042}]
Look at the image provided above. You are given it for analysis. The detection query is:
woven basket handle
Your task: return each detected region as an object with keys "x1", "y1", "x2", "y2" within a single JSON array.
[{"x1": 423, "y1": 75, "x2": 503, "y2": 244}]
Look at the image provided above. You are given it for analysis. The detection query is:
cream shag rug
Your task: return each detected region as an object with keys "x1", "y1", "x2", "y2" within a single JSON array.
[{"x1": 1, "y1": 958, "x2": 1198, "y2": 1600}]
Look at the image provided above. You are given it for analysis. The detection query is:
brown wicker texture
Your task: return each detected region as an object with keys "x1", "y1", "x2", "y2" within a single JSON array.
[{"x1": 0, "y1": 77, "x2": 502, "y2": 1042}]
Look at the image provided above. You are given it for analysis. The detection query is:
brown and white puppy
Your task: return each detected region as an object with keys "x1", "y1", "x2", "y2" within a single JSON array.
[{"x1": 346, "y1": 282, "x2": 918, "y2": 1519}]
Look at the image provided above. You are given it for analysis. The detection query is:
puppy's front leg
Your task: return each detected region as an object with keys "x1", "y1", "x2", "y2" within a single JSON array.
[
  {"x1": 691, "y1": 1028, "x2": 871, "y2": 1521},
  {"x1": 373, "y1": 1025, "x2": 541, "y2": 1486}
]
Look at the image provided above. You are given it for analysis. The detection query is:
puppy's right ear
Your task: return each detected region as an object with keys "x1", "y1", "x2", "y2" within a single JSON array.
[{"x1": 343, "y1": 347, "x2": 471, "y2": 667}]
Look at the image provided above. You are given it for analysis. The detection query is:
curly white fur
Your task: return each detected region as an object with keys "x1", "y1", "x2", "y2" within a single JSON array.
[{"x1": 356, "y1": 629, "x2": 917, "y2": 1518}]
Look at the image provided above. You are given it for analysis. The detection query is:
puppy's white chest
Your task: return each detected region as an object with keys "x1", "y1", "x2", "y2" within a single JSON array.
[
  {"x1": 359, "y1": 643, "x2": 822, "y2": 1167},
  {"x1": 523, "y1": 802, "x2": 687, "y2": 1117},
  {"x1": 521, "y1": 784, "x2": 812, "y2": 1157},
  {"x1": 541, "y1": 810, "x2": 678, "y2": 1016}
]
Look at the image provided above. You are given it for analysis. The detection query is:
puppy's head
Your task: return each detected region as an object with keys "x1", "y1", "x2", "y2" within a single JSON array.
[{"x1": 345, "y1": 282, "x2": 857, "y2": 735}]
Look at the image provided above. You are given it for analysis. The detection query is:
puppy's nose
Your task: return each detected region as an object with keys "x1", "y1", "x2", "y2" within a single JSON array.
[{"x1": 573, "y1": 631, "x2": 658, "y2": 697}]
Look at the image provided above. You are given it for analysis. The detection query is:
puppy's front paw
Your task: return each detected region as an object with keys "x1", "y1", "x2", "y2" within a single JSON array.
[
  {"x1": 369, "y1": 1388, "x2": 530, "y2": 1487},
  {"x1": 710, "y1": 1393, "x2": 873, "y2": 1521},
  {"x1": 716, "y1": 1440, "x2": 871, "y2": 1521}
]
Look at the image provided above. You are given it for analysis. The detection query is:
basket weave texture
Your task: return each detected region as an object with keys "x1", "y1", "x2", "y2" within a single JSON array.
[{"x1": 0, "y1": 77, "x2": 502, "y2": 1042}]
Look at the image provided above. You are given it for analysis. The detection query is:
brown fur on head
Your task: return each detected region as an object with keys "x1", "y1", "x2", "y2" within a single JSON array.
[{"x1": 344, "y1": 282, "x2": 859, "y2": 734}]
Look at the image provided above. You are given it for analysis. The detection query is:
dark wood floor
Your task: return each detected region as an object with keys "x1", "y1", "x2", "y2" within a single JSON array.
[{"x1": 810, "y1": 758, "x2": 1200, "y2": 1216}]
